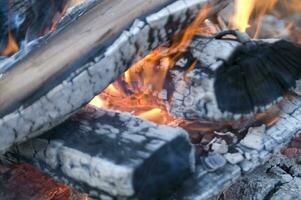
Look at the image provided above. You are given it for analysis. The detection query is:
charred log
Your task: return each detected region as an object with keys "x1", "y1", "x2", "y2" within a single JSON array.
[
  {"x1": 0, "y1": 0, "x2": 229, "y2": 153},
  {"x1": 6, "y1": 107, "x2": 194, "y2": 199},
  {"x1": 170, "y1": 33, "x2": 301, "y2": 120}
]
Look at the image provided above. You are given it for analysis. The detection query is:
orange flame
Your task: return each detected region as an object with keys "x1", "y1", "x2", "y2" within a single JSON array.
[
  {"x1": 90, "y1": 5, "x2": 213, "y2": 125},
  {"x1": 232, "y1": 0, "x2": 277, "y2": 34},
  {"x1": 90, "y1": 1, "x2": 288, "y2": 130},
  {"x1": 1, "y1": 31, "x2": 19, "y2": 56}
]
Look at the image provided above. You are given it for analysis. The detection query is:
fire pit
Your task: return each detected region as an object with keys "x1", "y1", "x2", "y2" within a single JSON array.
[{"x1": 1, "y1": 0, "x2": 301, "y2": 199}]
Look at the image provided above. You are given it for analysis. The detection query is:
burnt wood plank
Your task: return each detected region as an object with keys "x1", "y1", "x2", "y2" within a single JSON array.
[
  {"x1": 7, "y1": 107, "x2": 195, "y2": 199},
  {"x1": 0, "y1": 0, "x2": 230, "y2": 153}
]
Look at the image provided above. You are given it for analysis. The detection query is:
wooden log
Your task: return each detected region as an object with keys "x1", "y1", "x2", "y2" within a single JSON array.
[
  {"x1": 0, "y1": 0, "x2": 230, "y2": 153},
  {"x1": 7, "y1": 106, "x2": 195, "y2": 199},
  {"x1": 169, "y1": 36, "x2": 301, "y2": 121}
]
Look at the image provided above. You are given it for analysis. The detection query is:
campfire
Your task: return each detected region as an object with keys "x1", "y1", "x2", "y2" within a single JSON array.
[{"x1": 1, "y1": 0, "x2": 301, "y2": 199}]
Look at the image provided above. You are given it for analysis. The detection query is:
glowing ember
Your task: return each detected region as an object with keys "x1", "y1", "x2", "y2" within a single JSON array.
[
  {"x1": 90, "y1": 1, "x2": 297, "y2": 132},
  {"x1": 1, "y1": 31, "x2": 19, "y2": 56},
  {"x1": 90, "y1": 5, "x2": 212, "y2": 126}
]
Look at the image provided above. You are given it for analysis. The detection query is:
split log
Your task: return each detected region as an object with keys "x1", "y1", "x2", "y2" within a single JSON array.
[
  {"x1": 0, "y1": 0, "x2": 229, "y2": 153},
  {"x1": 171, "y1": 96, "x2": 301, "y2": 200},
  {"x1": 6, "y1": 107, "x2": 195, "y2": 199}
]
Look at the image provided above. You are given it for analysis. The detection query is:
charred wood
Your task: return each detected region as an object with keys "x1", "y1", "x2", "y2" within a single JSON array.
[
  {"x1": 224, "y1": 155, "x2": 301, "y2": 200},
  {"x1": 6, "y1": 107, "x2": 195, "y2": 199},
  {"x1": 170, "y1": 35, "x2": 301, "y2": 120},
  {"x1": 0, "y1": 0, "x2": 229, "y2": 153}
]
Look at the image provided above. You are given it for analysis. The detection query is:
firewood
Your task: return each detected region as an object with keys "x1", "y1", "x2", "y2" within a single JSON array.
[
  {"x1": 170, "y1": 32, "x2": 301, "y2": 121},
  {"x1": 6, "y1": 106, "x2": 194, "y2": 199},
  {"x1": 0, "y1": 0, "x2": 229, "y2": 153}
]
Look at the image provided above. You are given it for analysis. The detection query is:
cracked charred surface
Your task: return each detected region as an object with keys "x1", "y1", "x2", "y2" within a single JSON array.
[
  {"x1": 0, "y1": 0, "x2": 230, "y2": 153},
  {"x1": 6, "y1": 106, "x2": 194, "y2": 199},
  {"x1": 170, "y1": 36, "x2": 301, "y2": 121},
  {"x1": 224, "y1": 155, "x2": 301, "y2": 200}
]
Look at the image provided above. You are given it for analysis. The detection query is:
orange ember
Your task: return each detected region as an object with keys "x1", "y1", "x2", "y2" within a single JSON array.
[
  {"x1": 1, "y1": 32, "x2": 19, "y2": 56},
  {"x1": 90, "y1": 5, "x2": 213, "y2": 125},
  {"x1": 90, "y1": 0, "x2": 296, "y2": 130}
]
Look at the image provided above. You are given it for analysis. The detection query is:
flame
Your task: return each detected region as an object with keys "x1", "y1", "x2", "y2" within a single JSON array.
[
  {"x1": 89, "y1": 1, "x2": 296, "y2": 133},
  {"x1": 90, "y1": 5, "x2": 212, "y2": 125},
  {"x1": 232, "y1": 0, "x2": 256, "y2": 32},
  {"x1": 232, "y1": 0, "x2": 277, "y2": 34},
  {"x1": 1, "y1": 31, "x2": 19, "y2": 56}
]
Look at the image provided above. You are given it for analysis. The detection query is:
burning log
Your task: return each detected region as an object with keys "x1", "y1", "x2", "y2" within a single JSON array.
[
  {"x1": 0, "y1": 0, "x2": 226, "y2": 151},
  {"x1": 6, "y1": 106, "x2": 195, "y2": 199},
  {"x1": 0, "y1": 0, "x2": 230, "y2": 153},
  {"x1": 170, "y1": 31, "x2": 301, "y2": 121}
]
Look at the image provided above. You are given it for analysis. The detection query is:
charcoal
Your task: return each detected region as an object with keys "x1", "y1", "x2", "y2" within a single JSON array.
[{"x1": 7, "y1": 107, "x2": 194, "y2": 200}]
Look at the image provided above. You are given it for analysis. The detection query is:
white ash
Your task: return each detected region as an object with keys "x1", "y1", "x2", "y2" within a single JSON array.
[
  {"x1": 211, "y1": 139, "x2": 229, "y2": 154},
  {"x1": 169, "y1": 38, "x2": 241, "y2": 121},
  {"x1": 224, "y1": 153, "x2": 245, "y2": 164},
  {"x1": 204, "y1": 153, "x2": 227, "y2": 171},
  {"x1": 240, "y1": 125, "x2": 266, "y2": 151}
]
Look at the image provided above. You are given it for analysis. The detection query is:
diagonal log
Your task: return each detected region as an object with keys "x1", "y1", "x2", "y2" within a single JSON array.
[{"x1": 0, "y1": 0, "x2": 230, "y2": 153}]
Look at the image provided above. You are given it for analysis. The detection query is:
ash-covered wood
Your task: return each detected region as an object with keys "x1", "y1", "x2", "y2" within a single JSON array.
[
  {"x1": 170, "y1": 35, "x2": 301, "y2": 120},
  {"x1": 7, "y1": 107, "x2": 194, "y2": 199},
  {"x1": 0, "y1": 0, "x2": 230, "y2": 153},
  {"x1": 224, "y1": 155, "x2": 301, "y2": 200},
  {"x1": 171, "y1": 96, "x2": 301, "y2": 200}
]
